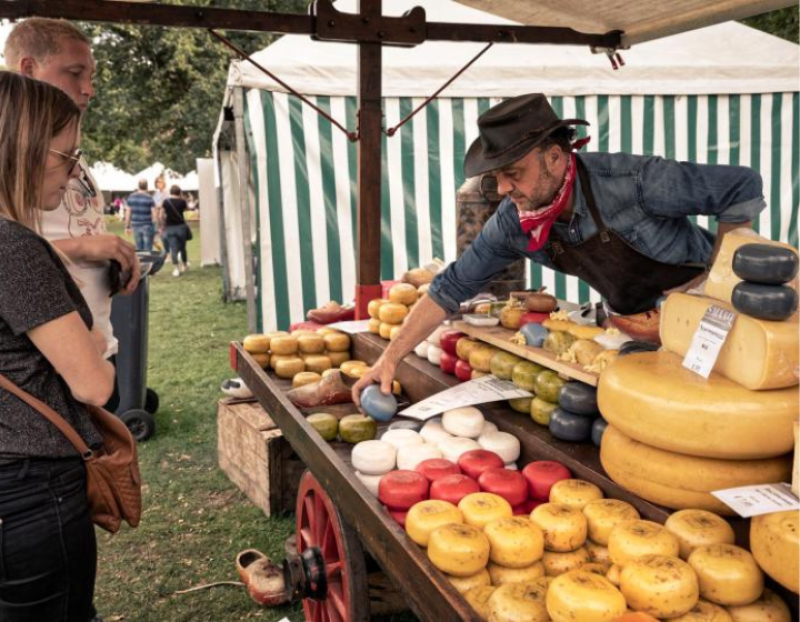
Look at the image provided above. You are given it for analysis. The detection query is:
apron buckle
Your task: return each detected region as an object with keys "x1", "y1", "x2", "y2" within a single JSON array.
[{"x1": 551, "y1": 241, "x2": 564, "y2": 255}]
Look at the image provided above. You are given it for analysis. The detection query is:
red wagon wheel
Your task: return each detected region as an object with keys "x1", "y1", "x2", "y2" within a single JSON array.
[{"x1": 296, "y1": 471, "x2": 370, "y2": 622}]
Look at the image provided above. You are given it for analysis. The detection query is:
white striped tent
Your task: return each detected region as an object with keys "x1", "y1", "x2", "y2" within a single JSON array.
[{"x1": 217, "y1": 0, "x2": 799, "y2": 331}]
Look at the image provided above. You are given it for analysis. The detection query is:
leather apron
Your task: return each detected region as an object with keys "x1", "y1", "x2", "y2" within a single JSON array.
[{"x1": 546, "y1": 160, "x2": 706, "y2": 315}]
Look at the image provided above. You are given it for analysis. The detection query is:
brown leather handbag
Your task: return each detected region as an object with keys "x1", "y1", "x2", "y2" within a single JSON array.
[{"x1": 0, "y1": 373, "x2": 142, "y2": 533}]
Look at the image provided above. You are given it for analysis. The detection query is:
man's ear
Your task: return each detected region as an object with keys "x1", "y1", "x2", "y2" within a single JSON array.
[{"x1": 18, "y1": 57, "x2": 38, "y2": 77}]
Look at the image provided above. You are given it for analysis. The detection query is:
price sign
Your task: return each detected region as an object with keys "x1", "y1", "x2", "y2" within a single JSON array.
[{"x1": 682, "y1": 305, "x2": 736, "y2": 378}]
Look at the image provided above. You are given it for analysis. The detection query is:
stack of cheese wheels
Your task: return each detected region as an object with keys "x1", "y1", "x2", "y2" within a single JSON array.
[
  {"x1": 530, "y1": 502, "x2": 590, "y2": 577},
  {"x1": 581, "y1": 497, "x2": 640, "y2": 573},
  {"x1": 369, "y1": 284, "x2": 418, "y2": 342},
  {"x1": 598, "y1": 349, "x2": 795, "y2": 515}
]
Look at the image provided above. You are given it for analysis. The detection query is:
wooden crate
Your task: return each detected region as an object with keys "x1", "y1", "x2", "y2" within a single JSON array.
[{"x1": 217, "y1": 398, "x2": 305, "y2": 516}]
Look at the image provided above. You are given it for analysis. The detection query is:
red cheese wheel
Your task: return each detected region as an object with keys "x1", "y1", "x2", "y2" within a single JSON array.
[
  {"x1": 388, "y1": 508, "x2": 407, "y2": 527},
  {"x1": 378, "y1": 470, "x2": 430, "y2": 510},
  {"x1": 478, "y1": 468, "x2": 528, "y2": 507},
  {"x1": 522, "y1": 461, "x2": 572, "y2": 500},
  {"x1": 429, "y1": 474, "x2": 480, "y2": 506},
  {"x1": 440, "y1": 351, "x2": 458, "y2": 375},
  {"x1": 520, "y1": 311, "x2": 550, "y2": 326},
  {"x1": 439, "y1": 330, "x2": 466, "y2": 356},
  {"x1": 416, "y1": 458, "x2": 461, "y2": 483},
  {"x1": 454, "y1": 359, "x2": 473, "y2": 382},
  {"x1": 513, "y1": 498, "x2": 545, "y2": 515},
  {"x1": 458, "y1": 449, "x2": 505, "y2": 480}
]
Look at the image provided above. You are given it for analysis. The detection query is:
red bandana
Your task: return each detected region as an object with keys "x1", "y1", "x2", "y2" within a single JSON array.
[{"x1": 517, "y1": 137, "x2": 590, "y2": 252}]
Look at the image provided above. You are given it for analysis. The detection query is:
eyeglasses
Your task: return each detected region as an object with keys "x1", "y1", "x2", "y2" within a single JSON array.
[{"x1": 49, "y1": 148, "x2": 96, "y2": 199}]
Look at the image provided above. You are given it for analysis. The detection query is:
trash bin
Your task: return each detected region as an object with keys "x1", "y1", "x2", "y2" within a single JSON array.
[{"x1": 110, "y1": 251, "x2": 165, "y2": 441}]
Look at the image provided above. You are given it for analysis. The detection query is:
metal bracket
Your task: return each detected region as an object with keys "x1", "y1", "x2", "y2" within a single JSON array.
[{"x1": 312, "y1": 0, "x2": 426, "y2": 46}]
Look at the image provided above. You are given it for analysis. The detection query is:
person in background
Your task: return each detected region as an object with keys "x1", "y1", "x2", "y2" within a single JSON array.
[
  {"x1": 160, "y1": 184, "x2": 191, "y2": 277},
  {"x1": 4, "y1": 17, "x2": 140, "y2": 414},
  {"x1": 0, "y1": 71, "x2": 113, "y2": 622},
  {"x1": 152, "y1": 175, "x2": 169, "y2": 254},
  {"x1": 124, "y1": 179, "x2": 157, "y2": 252}
]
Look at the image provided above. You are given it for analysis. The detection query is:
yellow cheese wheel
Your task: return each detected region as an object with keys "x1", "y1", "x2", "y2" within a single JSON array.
[
  {"x1": 619, "y1": 555, "x2": 700, "y2": 618},
  {"x1": 389, "y1": 283, "x2": 418, "y2": 306},
  {"x1": 671, "y1": 600, "x2": 733, "y2": 622},
  {"x1": 542, "y1": 318, "x2": 577, "y2": 332},
  {"x1": 665, "y1": 510, "x2": 736, "y2": 560},
  {"x1": 725, "y1": 588, "x2": 790, "y2": 622},
  {"x1": 446, "y1": 567, "x2": 491, "y2": 594},
  {"x1": 579, "y1": 562, "x2": 609, "y2": 576},
  {"x1": 427, "y1": 523, "x2": 490, "y2": 577},
  {"x1": 583, "y1": 499, "x2": 640, "y2": 546},
  {"x1": 586, "y1": 540, "x2": 613, "y2": 570},
  {"x1": 405, "y1": 500, "x2": 463, "y2": 547},
  {"x1": 250, "y1": 353, "x2": 270, "y2": 369},
  {"x1": 327, "y1": 350, "x2": 351, "y2": 367},
  {"x1": 464, "y1": 584, "x2": 496, "y2": 619},
  {"x1": 456, "y1": 337, "x2": 481, "y2": 362},
  {"x1": 530, "y1": 503, "x2": 588, "y2": 552},
  {"x1": 458, "y1": 493, "x2": 513, "y2": 530},
  {"x1": 549, "y1": 479, "x2": 604, "y2": 510},
  {"x1": 567, "y1": 325, "x2": 606, "y2": 340},
  {"x1": 749, "y1": 510, "x2": 799, "y2": 594},
  {"x1": 303, "y1": 355, "x2": 332, "y2": 374},
  {"x1": 600, "y1": 426, "x2": 791, "y2": 514},
  {"x1": 315, "y1": 327, "x2": 338, "y2": 336},
  {"x1": 378, "y1": 322, "x2": 396, "y2": 340},
  {"x1": 469, "y1": 344, "x2": 499, "y2": 373},
  {"x1": 367, "y1": 298, "x2": 388, "y2": 319},
  {"x1": 378, "y1": 302, "x2": 409, "y2": 324},
  {"x1": 292, "y1": 371, "x2": 321, "y2": 388},
  {"x1": 687, "y1": 544, "x2": 764, "y2": 606},
  {"x1": 270, "y1": 336, "x2": 299, "y2": 355},
  {"x1": 606, "y1": 563, "x2": 621, "y2": 586},
  {"x1": 546, "y1": 570, "x2": 627, "y2": 622},
  {"x1": 487, "y1": 561, "x2": 545, "y2": 586},
  {"x1": 243, "y1": 333, "x2": 271, "y2": 354},
  {"x1": 389, "y1": 325, "x2": 403, "y2": 341},
  {"x1": 266, "y1": 330, "x2": 290, "y2": 339},
  {"x1": 322, "y1": 331, "x2": 350, "y2": 352},
  {"x1": 598, "y1": 352, "x2": 798, "y2": 460},
  {"x1": 270, "y1": 353, "x2": 298, "y2": 370},
  {"x1": 297, "y1": 334, "x2": 325, "y2": 354},
  {"x1": 273, "y1": 357, "x2": 305, "y2": 379},
  {"x1": 542, "y1": 547, "x2": 590, "y2": 576},
  {"x1": 483, "y1": 516, "x2": 544, "y2": 568},
  {"x1": 607, "y1": 520, "x2": 680, "y2": 566},
  {"x1": 488, "y1": 581, "x2": 550, "y2": 622},
  {"x1": 660, "y1": 293, "x2": 799, "y2": 391},
  {"x1": 291, "y1": 329, "x2": 316, "y2": 337},
  {"x1": 705, "y1": 228, "x2": 798, "y2": 306},
  {"x1": 368, "y1": 318, "x2": 381, "y2": 334}
]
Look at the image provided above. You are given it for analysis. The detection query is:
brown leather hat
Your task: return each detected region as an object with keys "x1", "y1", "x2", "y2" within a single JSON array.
[{"x1": 464, "y1": 94, "x2": 589, "y2": 178}]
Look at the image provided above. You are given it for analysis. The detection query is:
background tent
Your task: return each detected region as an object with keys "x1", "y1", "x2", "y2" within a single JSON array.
[
  {"x1": 89, "y1": 161, "x2": 137, "y2": 193},
  {"x1": 215, "y1": 0, "x2": 799, "y2": 331}
]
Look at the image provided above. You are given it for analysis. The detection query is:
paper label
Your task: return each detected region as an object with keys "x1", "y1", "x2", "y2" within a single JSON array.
[
  {"x1": 711, "y1": 482, "x2": 800, "y2": 518},
  {"x1": 682, "y1": 305, "x2": 736, "y2": 378},
  {"x1": 326, "y1": 319, "x2": 372, "y2": 334},
  {"x1": 399, "y1": 375, "x2": 533, "y2": 420}
]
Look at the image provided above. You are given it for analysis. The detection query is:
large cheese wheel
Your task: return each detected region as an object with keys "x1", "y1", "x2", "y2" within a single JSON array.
[
  {"x1": 687, "y1": 544, "x2": 764, "y2": 606},
  {"x1": 664, "y1": 510, "x2": 736, "y2": 560},
  {"x1": 660, "y1": 293, "x2": 799, "y2": 391},
  {"x1": 458, "y1": 493, "x2": 513, "y2": 530},
  {"x1": 619, "y1": 555, "x2": 699, "y2": 618},
  {"x1": 447, "y1": 568, "x2": 491, "y2": 595},
  {"x1": 406, "y1": 500, "x2": 463, "y2": 547},
  {"x1": 670, "y1": 600, "x2": 733, "y2": 622},
  {"x1": 725, "y1": 588, "x2": 791, "y2": 622},
  {"x1": 600, "y1": 426, "x2": 791, "y2": 516},
  {"x1": 488, "y1": 581, "x2": 550, "y2": 622},
  {"x1": 749, "y1": 510, "x2": 799, "y2": 594},
  {"x1": 483, "y1": 517, "x2": 544, "y2": 568},
  {"x1": 583, "y1": 499, "x2": 640, "y2": 546},
  {"x1": 488, "y1": 561, "x2": 545, "y2": 586},
  {"x1": 597, "y1": 351, "x2": 798, "y2": 459},
  {"x1": 427, "y1": 523, "x2": 490, "y2": 577},
  {"x1": 530, "y1": 503, "x2": 588, "y2": 553},
  {"x1": 607, "y1": 520, "x2": 680, "y2": 566},
  {"x1": 546, "y1": 570, "x2": 627, "y2": 622}
]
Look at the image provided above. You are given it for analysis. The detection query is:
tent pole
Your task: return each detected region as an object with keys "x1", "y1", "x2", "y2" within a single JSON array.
[
  {"x1": 355, "y1": 0, "x2": 384, "y2": 319},
  {"x1": 233, "y1": 86, "x2": 258, "y2": 333},
  {"x1": 215, "y1": 145, "x2": 232, "y2": 302}
]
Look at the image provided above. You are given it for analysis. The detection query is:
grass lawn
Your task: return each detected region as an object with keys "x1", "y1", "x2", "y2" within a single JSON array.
[{"x1": 97, "y1": 220, "x2": 301, "y2": 621}]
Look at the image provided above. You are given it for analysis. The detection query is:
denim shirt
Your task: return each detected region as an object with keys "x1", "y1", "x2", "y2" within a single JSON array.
[{"x1": 429, "y1": 151, "x2": 766, "y2": 314}]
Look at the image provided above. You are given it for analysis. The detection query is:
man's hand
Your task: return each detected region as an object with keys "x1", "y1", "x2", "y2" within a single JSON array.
[
  {"x1": 352, "y1": 355, "x2": 398, "y2": 407},
  {"x1": 53, "y1": 234, "x2": 141, "y2": 295}
]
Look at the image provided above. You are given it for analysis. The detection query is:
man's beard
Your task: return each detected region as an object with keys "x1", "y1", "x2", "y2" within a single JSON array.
[{"x1": 510, "y1": 166, "x2": 562, "y2": 213}]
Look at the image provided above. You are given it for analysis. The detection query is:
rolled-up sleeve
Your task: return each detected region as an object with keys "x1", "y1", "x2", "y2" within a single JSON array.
[
  {"x1": 427, "y1": 208, "x2": 523, "y2": 314},
  {"x1": 638, "y1": 157, "x2": 766, "y2": 224}
]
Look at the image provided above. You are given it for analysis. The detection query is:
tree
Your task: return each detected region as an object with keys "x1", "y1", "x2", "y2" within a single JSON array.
[
  {"x1": 743, "y1": 6, "x2": 799, "y2": 44},
  {"x1": 81, "y1": 0, "x2": 306, "y2": 173}
]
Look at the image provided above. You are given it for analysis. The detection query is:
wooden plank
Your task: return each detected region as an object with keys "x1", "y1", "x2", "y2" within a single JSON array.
[
  {"x1": 234, "y1": 343, "x2": 481, "y2": 622},
  {"x1": 454, "y1": 320, "x2": 600, "y2": 387}
]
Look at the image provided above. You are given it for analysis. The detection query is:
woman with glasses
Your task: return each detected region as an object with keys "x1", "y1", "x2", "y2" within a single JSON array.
[{"x1": 0, "y1": 71, "x2": 114, "y2": 621}]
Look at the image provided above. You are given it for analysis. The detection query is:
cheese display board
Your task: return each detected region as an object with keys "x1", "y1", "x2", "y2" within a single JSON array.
[{"x1": 453, "y1": 320, "x2": 600, "y2": 387}]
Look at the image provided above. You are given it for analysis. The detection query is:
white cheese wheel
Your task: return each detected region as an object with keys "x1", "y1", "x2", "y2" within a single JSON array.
[
  {"x1": 550, "y1": 479, "x2": 604, "y2": 510},
  {"x1": 427, "y1": 325, "x2": 449, "y2": 348},
  {"x1": 477, "y1": 431, "x2": 521, "y2": 464},
  {"x1": 380, "y1": 429, "x2": 424, "y2": 450},
  {"x1": 546, "y1": 570, "x2": 627, "y2": 622},
  {"x1": 442, "y1": 406, "x2": 485, "y2": 438},
  {"x1": 488, "y1": 561, "x2": 545, "y2": 586},
  {"x1": 438, "y1": 437, "x2": 482, "y2": 463},
  {"x1": 427, "y1": 343, "x2": 443, "y2": 365},
  {"x1": 405, "y1": 499, "x2": 463, "y2": 547},
  {"x1": 396, "y1": 443, "x2": 443, "y2": 471},
  {"x1": 351, "y1": 440, "x2": 397, "y2": 476},
  {"x1": 419, "y1": 420, "x2": 453, "y2": 445},
  {"x1": 414, "y1": 340, "x2": 430, "y2": 358},
  {"x1": 619, "y1": 554, "x2": 700, "y2": 618},
  {"x1": 484, "y1": 516, "x2": 545, "y2": 568},
  {"x1": 530, "y1": 503, "x2": 588, "y2": 553},
  {"x1": 608, "y1": 520, "x2": 680, "y2": 566},
  {"x1": 687, "y1": 544, "x2": 764, "y2": 606},
  {"x1": 582, "y1": 499, "x2": 640, "y2": 546},
  {"x1": 665, "y1": 510, "x2": 736, "y2": 560},
  {"x1": 480, "y1": 420, "x2": 499, "y2": 436},
  {"x1": 354, "y1": 470, "x2": 383, "y2": 497}
]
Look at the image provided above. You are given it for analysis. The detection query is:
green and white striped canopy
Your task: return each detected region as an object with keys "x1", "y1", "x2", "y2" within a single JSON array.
[{"x1": 243, "y1": 90, "x2": 799, "y2": 331}]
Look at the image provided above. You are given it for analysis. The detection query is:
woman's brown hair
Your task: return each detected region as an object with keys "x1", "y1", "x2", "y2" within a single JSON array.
[{"x1": 0, "y1": 71, "x2": 81, "y2": 230}]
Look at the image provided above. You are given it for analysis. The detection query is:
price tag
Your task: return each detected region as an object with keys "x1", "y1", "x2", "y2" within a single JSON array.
[
  {"x1": 711, "y1": 482, "x2": 800, "y2": 518},
  {"x1": 399, "y1": 375, "x2": 532, "y2": 420},
  {"x1": 682, "y1": 305, "x2": 736, "y2": 378},
  {"x1": 326, "y1": 319, "x2": 372, "y2": 334}
]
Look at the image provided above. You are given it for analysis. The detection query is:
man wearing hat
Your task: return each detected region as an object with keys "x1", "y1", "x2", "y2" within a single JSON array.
[{"x1": 353, "y1": 94, "x2": 765, "y2": 403}]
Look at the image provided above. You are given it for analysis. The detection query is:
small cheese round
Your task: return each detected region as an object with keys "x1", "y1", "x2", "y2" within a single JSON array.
[
  {"x1": 389, "y1": 283, "x2": 418, "y2": 306},
  {"x1": 665, "y1": 509, "x2": 736, "y2": 560},
  {"x1": 327, "y1": 350, "x2": 351, "y2": 367},
  {"x1": 582, "y1": 499, "x2": 640, "y2": 546},
  {"x1": 488, "y1": 581, "x2": 550, "y2": 622},
  {"x1": 297, "y1": 334, "x2": 325, "y2": 354},
  {"x1": 426, "y1": 343, "x2": 443, "y2": 365},
  {"x1": 480, "y1": 420, "x2": 499, "y2": 436},
  {"x1": 530, "y1": 503, "x2": 588, "y2": 552},
  {"x1": 270, "y1": 336, "x2": 298, "y2": 355},
  {"x1": 354, "y1": 470, "x2": 383, "y2": 497},
  {"x1": 323, "y1": 331, "x2": 350, "y2": 352},
  {"x1": 427, "y1": 523, "x2": 490, "y2": 577},
  {"x1": 340, "y1": 360, "x2": 368, "y2": 376},
  {"x1": 274, "y1": 357, "x2": 305, "y2": 379},
  {"x1": 542, "y1": 548, "x2": 591, "y2": 576},
  {"x1": 367, "y1": 298, "x2": 387, "y2": 319},
  {"x1": 488, "y1": 561, "x2": 545, "y2": 586},
  {"x1": 447, "y1": 569, "x2": 491, "y2": 595},
  {"x1": 671, "y1": 600, "x2": 734, "y2": 621},
  {"x1": 414, "y1": 340, "x2": 429, "y2": 358},
  {"x1": 550, "y1": 479, "x2": 604, "y2": 510},
  {"x1": 619, "y1": 555, "x2": 700, "y2": 618},
  {"x1": 303, "y1": 355, "x2": 332, "y2": 374},
  {"x1": 478, "y1": 431, "x2": 521, "y2": 464},
  {"x1": 379, "y1": 322, "x2": 398, "y2": 340},
  {"x1": 442, "y1": 407, "x2": 486, "y2": 438},
  {"x1": 438, "y1": 437, "x2": 482, "y2": 463},
  {"x1": 396, "y1": 443, "x2": 443, "y2": 471},
  {"x1": 379, "y1": 302, "x2": 409, "y2": 324},
  {"x1": 420, "y1": 420, "x2": 453, "y2": 445},
  {"x1": 251, "y1": 353, "x2": 270, "y2": 369},
  {"x1": 292, "y1": 371, "x2": 321, "y2": 388},
  {"x1": 608, "y1": 520, "x2": 680, "y2": 566},
  {"x1": 547, "y1": 570, "x2": 627, "y2": 622},
  {"x1": 406, "y1": 499, "x2": 463, "y2": 547},
  {"x1": 725, "y1": 588, "x2": 790, "y2": 622},
  {"x1": 484, "y1": 516, "x2": 545, "y2": 568},
  {"x1": 351, "y1": 440, "x2": 397, "y2": 475},
  {"x1": 243, "y1": 333, "x2": 271, "y2": 354},
  {"x1": 380, "y1": 429, "x2": 424, "y2": 450},
  {"x1": 586, "y1": 540, "x2": 613, "y2": 570},
  {"x1": 687, "y1": 544, "x2": 764, "y2": 606},
  {"x1": 368, "y1": 318, "x2": 381, "y2": 333},
  {"x1": 458, "y1": 492, "x2": 513, "y2": 530}
]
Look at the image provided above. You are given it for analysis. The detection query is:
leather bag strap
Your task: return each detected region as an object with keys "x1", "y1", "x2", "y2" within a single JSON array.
[{"x1": 0, "y1": 372, "x2": 92, "y2": 458}]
